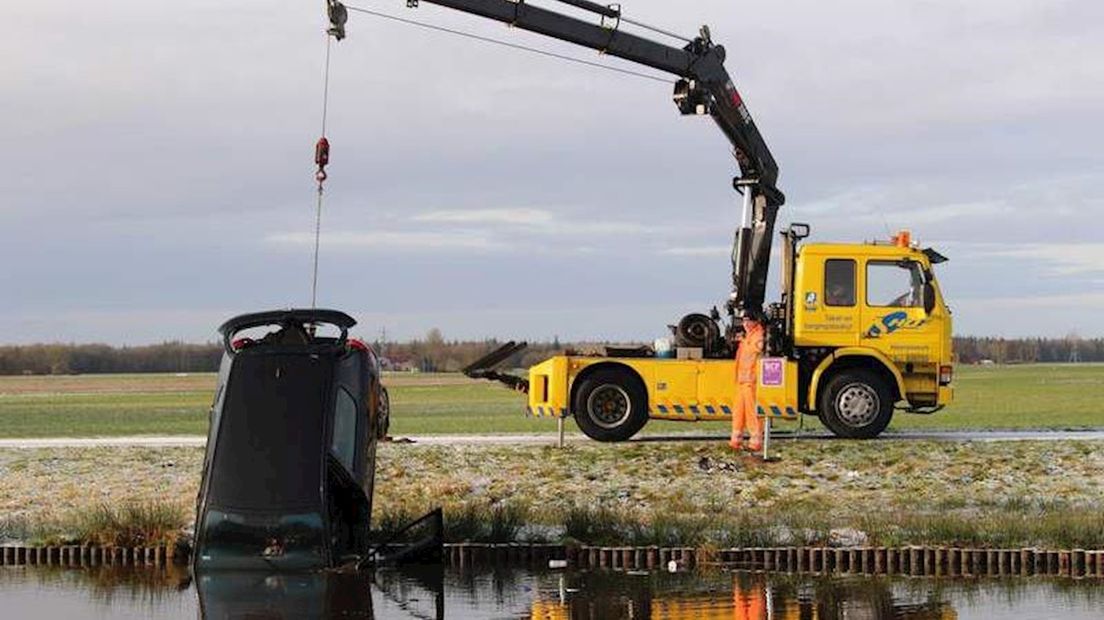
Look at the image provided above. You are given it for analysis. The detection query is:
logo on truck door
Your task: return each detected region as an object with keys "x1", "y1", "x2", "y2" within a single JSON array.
[
  {"x1": 866, "y1": 311, "x2": 928, "y2": 338},
  {"x1": 804, "y1": 291, "x2": 818, "y2": 310}
]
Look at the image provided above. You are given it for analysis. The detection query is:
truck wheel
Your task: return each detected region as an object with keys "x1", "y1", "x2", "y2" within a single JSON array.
[
  {"x1": 572, "y1": 368, "x2": 649, "y2": 442},
  {"x1": 818, "y1": 369, "x2": 893, "y2": 439}
]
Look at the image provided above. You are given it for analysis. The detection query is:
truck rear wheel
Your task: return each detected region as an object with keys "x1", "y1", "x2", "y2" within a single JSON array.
[
  {"x1": 818, "y1": 369, "x2": 893, "y2": 439},
  {"x1": 572, "y1": 368, "x2": 649, "y2": 442}
]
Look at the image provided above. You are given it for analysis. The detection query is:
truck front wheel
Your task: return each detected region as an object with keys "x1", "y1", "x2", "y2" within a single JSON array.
[
  {"x1": 572, "y1": 368, "x2": 649, "y2": 442},
  {"x1": 818, "y1": 369, "x2": 893, "y2": 439}
]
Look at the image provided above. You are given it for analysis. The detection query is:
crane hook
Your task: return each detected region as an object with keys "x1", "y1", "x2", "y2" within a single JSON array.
[
  {"x1": 315, "y1": 137, "x2": 331, "y2": 186},
  {"x1": 327, "y1": 0, "x2": 348, "y2": 40}
]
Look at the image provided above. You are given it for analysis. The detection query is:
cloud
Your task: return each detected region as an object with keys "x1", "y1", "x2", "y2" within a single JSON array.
[
  {"x1": 950, "y1": 292, "x2": 1104, "y2": 337},
  {"x1": 410, "y1": 206, "x2": 667, "y2": 237},
  {"x1": 800, "y1": 188, "x2": 1012, "y2": 227},
  {"x1": 956, "y1": 292, "x2": 1104, "y2": 309},
  {"x1": 0, "y1": 308, "x2": 235, "y2": 345},
  {"x1": 984, "y1": 243, "x2": 1104, "y2": 276},
  {"x1": 267, "y1": 206, "x2": 676, "y2": 255},
  {"x1": 661, "y1": 246, "x2": 731, "y2": 257},
  {"x1": 266, "y1": 204, "x2": 687, "y2": 255},
  {"x1": 266, "y1": 230, "x2": 501, "y2": 251},
  {"x1": 413, "y1": 208, "x2": 553, "y2": 226},
  {"x1": 546, "y1": 220, "x2": 664, "y2": 236},
  {"x1": 895, "y1": 201, "x2": 1013, "y2": 226}
]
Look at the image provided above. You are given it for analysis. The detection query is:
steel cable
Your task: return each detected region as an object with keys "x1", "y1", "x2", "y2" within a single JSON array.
[{"x1": 344, "y1": 4, "x2": 673, "y2": 84}]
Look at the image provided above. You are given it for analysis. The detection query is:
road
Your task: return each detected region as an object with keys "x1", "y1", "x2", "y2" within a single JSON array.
[{"x1": 0, "y1": 430, "x2": 1102, "y2": 449}]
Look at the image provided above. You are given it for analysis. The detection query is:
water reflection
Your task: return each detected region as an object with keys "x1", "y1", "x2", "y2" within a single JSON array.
[
  {"x1": 532, "y1": 572, "x2": 958, "y2": 619},
  {"x1": 197, "y1": 571, "x2": 377, "y2": 618},
  {"x1": 196, "y1": 565, "x2": 451, "y2": 619},
  {"x1": 0, "y1": 564, "x2": 1102, "y2": 619}
]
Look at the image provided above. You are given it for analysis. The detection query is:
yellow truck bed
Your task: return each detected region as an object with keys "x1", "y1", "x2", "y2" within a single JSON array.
[{"x1": 527, "y1": 355, "x2": 799, "y2": 422}]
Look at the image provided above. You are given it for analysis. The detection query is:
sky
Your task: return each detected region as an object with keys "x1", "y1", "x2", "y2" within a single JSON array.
[{"x1": 1, "y1": 0, "x2": 1102, "y2": 344}]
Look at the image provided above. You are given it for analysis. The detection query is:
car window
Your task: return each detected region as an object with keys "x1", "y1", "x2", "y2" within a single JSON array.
[
  {"x1": 824, "y1": 259, "x2": 856, "y2": 307},
  {"x1": 867, "y1": 261, "x2": 924, "y2": 307},
  {"x1": 331, "y1": 387, "x2": 358, "y2": 472}
]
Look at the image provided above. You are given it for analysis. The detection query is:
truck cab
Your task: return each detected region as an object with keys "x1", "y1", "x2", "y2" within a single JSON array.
[{"x1": 789, "y1": 233, "x2": 954, "y2": 437}]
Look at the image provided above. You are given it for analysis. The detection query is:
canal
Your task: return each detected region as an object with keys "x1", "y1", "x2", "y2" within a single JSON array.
[{"x1": 2, "y1": 564, "x2": 1102, "y2": 618}]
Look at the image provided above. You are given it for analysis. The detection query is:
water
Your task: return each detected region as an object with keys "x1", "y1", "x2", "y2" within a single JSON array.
[{"x1": 0, "y1": 565, "x2": 1101, "y2": 619}]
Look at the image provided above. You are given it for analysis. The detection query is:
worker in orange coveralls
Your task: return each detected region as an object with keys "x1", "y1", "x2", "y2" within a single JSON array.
[{"x1": 730, "y1": 312, "x2": 765, "y2": 451}]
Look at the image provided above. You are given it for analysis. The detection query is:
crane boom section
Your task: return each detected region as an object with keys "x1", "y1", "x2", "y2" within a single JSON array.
[{"x1": 420, "y1": 0, "x2": 695, "y2": 73}]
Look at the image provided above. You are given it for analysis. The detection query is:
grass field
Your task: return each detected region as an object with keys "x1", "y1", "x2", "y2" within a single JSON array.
[{"x1": 0, "y1": 364, "x2": 1100, "y2": 438}]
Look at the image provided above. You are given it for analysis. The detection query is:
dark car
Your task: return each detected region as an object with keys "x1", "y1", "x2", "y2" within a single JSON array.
[{"x1": 192, "y1": 309, "x2": 386, "y2": 571}]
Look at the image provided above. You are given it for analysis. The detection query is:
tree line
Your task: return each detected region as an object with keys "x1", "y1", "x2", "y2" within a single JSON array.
[
  {"x1": 0, "y1": 343, "x2": 223, "y2": 375},
  {"x1": 953, "y1": 336, "x2": 1103, "y2": 364},
  {"x1": 0, "y1": 334, "x2": 1100, "y2": 375},
  {"x1": 0, "y1": 330, "x2": 563, "y2": 376},
  {"x1": 376, "y1": 328, "x2": 564, "y2": 372}
]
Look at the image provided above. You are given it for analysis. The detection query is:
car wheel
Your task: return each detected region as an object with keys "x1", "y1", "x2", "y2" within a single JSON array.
[
  {"x1": 572, "y1": 368, "x2": 649, "y2": 442},
  {"x1": 818, "y1": 369, "x2": 893, "y2": 439},
  {"x1": 377, "y1": 387, "x2": 390, "y2": 440}
]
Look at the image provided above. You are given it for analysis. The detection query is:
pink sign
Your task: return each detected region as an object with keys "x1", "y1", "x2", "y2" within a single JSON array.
[{"x1": 760, "y1": 358, "x2": 784, "y2": 387}]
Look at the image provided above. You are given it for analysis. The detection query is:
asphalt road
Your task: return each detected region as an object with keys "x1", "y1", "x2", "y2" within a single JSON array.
[{"x1": 0, "y1": 430, "x2": 1102, "y2": 449}]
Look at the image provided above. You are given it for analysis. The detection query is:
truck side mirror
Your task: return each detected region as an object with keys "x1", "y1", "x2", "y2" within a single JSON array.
[
  {"x1": 923, "y1": 282, "x2": 936, "y2": 315},
  {"x1": 787, "y1": 223, "x2": 810, "y2": 240}
]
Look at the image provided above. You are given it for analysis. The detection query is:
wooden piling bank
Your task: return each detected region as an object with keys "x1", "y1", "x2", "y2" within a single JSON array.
[
  {"x1": 0, "y1": 545, "x2": 175, "y2": 568},
  {"x1": 440, "y1": 544, "x2": 1104, "y2": 578},
  {"x1": 1, "y1": 543, "x2": 1101, "y2": 578}
]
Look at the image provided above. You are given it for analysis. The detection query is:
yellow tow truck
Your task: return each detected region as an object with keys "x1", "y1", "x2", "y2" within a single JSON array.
[
  {"x1": 520, "y1": 228, "x2": 954, "y2": 441},
  {"x1": 356, "y1": 0, "x2": 956, "y2": 440}
]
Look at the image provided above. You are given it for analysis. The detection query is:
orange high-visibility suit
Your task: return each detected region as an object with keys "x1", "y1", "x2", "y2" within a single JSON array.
[{"x1": 731, "y1": 320, "x2": 764, "y2": 450}]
